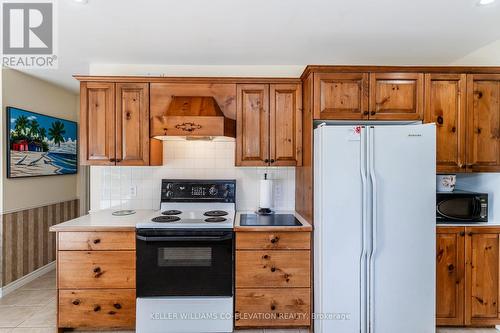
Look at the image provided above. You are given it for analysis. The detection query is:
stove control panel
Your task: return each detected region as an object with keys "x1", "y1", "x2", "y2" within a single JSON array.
[{"x1": 161, "y1": 180, "x2": 236, "y2": 203}]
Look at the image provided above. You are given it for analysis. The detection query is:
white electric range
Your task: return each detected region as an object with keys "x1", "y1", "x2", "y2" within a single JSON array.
[{"x1": 135, "y1": 179, "x2": 236, "y2": 333}]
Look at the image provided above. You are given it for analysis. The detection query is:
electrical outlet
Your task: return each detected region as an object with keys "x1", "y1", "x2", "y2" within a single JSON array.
[{"x1": 129, "y1": 185, "x2": 137, "y2": 197}]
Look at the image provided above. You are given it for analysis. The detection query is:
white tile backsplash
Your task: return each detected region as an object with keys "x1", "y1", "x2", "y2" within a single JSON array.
[{"x1": 90, "y1": 139, "x2": 295, "y2": 212}]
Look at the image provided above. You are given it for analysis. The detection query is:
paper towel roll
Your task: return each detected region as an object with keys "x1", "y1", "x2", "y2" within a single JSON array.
[{"x1": 259, "y1": 179, "x2": 273, "y2": 209}]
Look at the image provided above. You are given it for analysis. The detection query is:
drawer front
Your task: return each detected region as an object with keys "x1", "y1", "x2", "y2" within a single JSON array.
[
  {"x1": 58, "y1": 231, "x2": 135, "y2": 251},
  {"x1": 236, "y1": 232, "x2": 310, "y2": 250},
  {"x1": 59, "y1": 289, "x2": 135, "y2": 328},
  {"x1": 235, "y1": 288, "x2": 310, "y2": 327},
  {"x1": 58, "y1": 251, "x2": 135, "y2": 289},
  {"x1": 236, "y1": 250, "x2": 310, "y2": 288}
]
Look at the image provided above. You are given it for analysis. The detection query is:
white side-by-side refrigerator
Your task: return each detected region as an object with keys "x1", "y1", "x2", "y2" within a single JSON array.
[{"x1": 314, "y1": 122, "x2": 436, "y2": 333}]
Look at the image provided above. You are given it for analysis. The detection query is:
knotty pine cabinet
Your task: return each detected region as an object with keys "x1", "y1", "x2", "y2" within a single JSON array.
[
  {"x1": 424, "y1": 74, "x2": 467, "y2": 173},
  {"x1": 466, "y1": 75, "x2": 500, "y2": 172},
  {"x1": 425, "y1": 74, "x2": 500, "y2": 173},
  {"x1": 313, "y1": 72, "x2": 424, "y2": 120},
  {"x1": 56, "y1": 231, "x2": 136, "y2": 330},
  {"x1": 236, "y1": 84, "x2": 302, "y2": 166},
  {"x1": 235, "y1": 231, "x2": 311, "y2": 328},
  {"x1": 80, "y1": 82, "x2": 162, "y2": 166},
  {"x1": 436, "y1": 226, "x2": 500, "y2": 327}
]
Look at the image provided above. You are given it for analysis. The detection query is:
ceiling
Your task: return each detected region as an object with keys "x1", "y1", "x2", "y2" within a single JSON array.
[{"x1": 22, "y1": 0, "x2": 500, "y2": 92}]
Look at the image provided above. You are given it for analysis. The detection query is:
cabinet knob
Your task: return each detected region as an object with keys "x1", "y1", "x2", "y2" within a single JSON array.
[
  {"x1": 468, "y1": 232, "x2": 473, "y2": 236},
  {"x1": 370, "y1": 111, "x2": 376, "y2": 116},
  {"x1": 116, "y1": 159, "x2": 122, "y2": 163},
  {"x1": 270, "y1": 236, "x2": 279, "y2": 244},
  {"x1": 437, "y1": 116, "x2": 444, "y2": 125},
  {"x1": 270, "y1": 304, "x2": 276, "y2": 311},
  {"x1": 72, "y1": 299, "x2": 80, "y2": 306},
  {"x1": 363, "y1": 111, "x2": 369, "y2": 116},
  {"x1": 94, "y1": 305, "x2": 101, "y2": 312},
  {"x1": 476, "y1": 127, "x2": 482, "y2": 134},
  {"x1": 459, "y1": 164, "x2": 466, "y2": 169},
  {"x1": 93, "y1": 239, "x2": 101, "y2": 244},
  {"x1": 451, "y1": 127, "x2": 456, "y2": 133},
  {"x1": 126, "y1": 112, "x2": 132, "y2": 120},
  {"x1": 113, "y1": 303, "x2": 122, "y2": 309},
  {"x1": 459, "y1": 231, "x2": 465, "y2": 236},
  {"x1": 262, "y1": 254, "x2": 269, "y2": 260},
  {"x1": 448, "y1": 264, "x2": 455, "y2": 271},
  {"x1": 270, "y1": 159, "x2": 275, "y2": 163},
  {"x1": 109, "y1": 158, "x2": 116, "y2": 162},
  {"x1": 93, "y1": 267, "x2": 101, "y2": 273},
  {"x1": 264, "y1": 159, "x2": 270, "y2": 163},
  {"x1": 270, "y1": 267, "x2": 276, "y2": 272}
]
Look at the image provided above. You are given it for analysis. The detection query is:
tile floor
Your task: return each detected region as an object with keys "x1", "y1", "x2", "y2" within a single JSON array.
[{"x1": 0, "y1": 269, "x2": 498, "y2": 332}]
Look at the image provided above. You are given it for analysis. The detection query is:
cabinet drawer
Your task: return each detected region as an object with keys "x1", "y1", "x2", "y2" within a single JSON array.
[
  {"x1": 236, "y1": 250, "x2": 310, "y2": 288},
  {"x1": 236, "y1": 232, "x2": 310, "y2": 250},
  {"x1": 58, "y1": 231, "x2": 135, "y2": 251},
  {"x1": 58, "y1": 251, "x2": 135, "y2": 289},
  {"x1": 235, "y1": 288, "x2": 310, "y2": 327},
  {"x1": 59, "y1": 289, "x2": 135, "y2": 328}
]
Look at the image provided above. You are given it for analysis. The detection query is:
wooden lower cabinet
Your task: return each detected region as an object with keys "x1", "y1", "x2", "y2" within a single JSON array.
[
  {"x1": 436, "y1": 227, "x2": 465, "y2": 326},
  {"x1": 437, "y1": 226, "x2": 500, "y2": 327},
  {"x1": 59, "y1": 289, "x2": 136, "y2": 329},
  {"x1": 235, "y1": 288, "x2": 310, "y2": 327},
  {"x1": 56, "y1": 231, "x2": 136, "y2": 330},
  {"x1": 235, "y1": 230, "x2": 311, "y2": 329}
]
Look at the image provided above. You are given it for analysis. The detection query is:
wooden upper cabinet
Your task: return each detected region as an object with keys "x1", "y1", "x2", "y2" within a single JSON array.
[
  {"x1": 436, "y1": 227, "x2": 465, "y2": 326},
  {"x1": 270, "y1": 84, "x2": 302, "y2": 166},
  {"x1": 236, "y1": 84, "x2": 270, "y2": 166},
  {"x1": 80, "y1": 82, "x2": 116, "y2": 165},
  {"x1": 115, "y1": 83, "x2": 150, "y2": 166},
  {"x1": 313, "y1": 73, "x2": 368, "y2": 120},
  {"x1": 466, "y1": 75, "x2": 500, "y2": 172},
  {"x1": 424, "y1": 74, "x2": 466, "y2": 173},
  {"x1": 369, "y1": 73, "x2": 424, "y2": 120},
  {"x1": 465, "y1": 228, "x2": 500, "y2": 325}
]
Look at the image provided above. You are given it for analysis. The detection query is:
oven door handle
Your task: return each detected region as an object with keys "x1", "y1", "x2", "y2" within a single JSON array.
[{"x1": 136, "y1": 235, "x2": 233, "y2": 242}]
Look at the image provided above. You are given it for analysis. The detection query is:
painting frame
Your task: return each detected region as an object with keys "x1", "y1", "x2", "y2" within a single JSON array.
[{"x1": 6, "y1": 106, "x2": 78, "y2": 179}]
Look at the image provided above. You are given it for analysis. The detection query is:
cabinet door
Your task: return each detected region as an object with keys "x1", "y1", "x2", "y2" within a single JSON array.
[
  {"x1": 466, "y1": 75, "x2": 500, "y2": 172},
  {"x1": 369, "y1": 73, "x2": 424, "y2": 120},
  {"x1": 465, "y1": 228, "x2": 500, "y2": 325},
  {"x1": 270, "y1": 84, "x2": 302, "y2": 166},
  {"x1": 115, "y1": 83, "x2": 150, "y2": 166},
  {"x1": 236, "y1": 84, "x2": 270, "y2": 166},
  {"x1": 436, "y1": 227, "x2": 465, "y2": 326},
  {"x1": 313, "y1": 73, "x2": 369, "y2": 120},
  {"x1": 80, "y1": 82, "x2": 116, "y2": 165},
  {"x1": 424, "y1": 74, "x2": 467, "y2": 173}
]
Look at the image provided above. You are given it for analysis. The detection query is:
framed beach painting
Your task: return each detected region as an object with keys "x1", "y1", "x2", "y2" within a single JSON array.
[{"x1": 6, "y1": 107, "x2": 78, "y2": 178}]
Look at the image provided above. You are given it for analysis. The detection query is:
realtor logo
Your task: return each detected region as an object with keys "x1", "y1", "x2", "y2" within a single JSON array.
[{"x1": 2, "y1": 0, "x2": 57, "y2": 68}]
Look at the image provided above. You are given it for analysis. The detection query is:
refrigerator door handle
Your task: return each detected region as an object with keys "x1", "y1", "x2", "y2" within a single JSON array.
[
  {"x1": 368, "y1": 126, "x2": 378, "y2": 333},
  {"x1": 360, "y1": 126, "x2": 368, "y2": 333}
]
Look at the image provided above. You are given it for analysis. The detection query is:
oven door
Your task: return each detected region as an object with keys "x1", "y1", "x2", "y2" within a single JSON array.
[
  {"x1": 136, "y1": 229, "x2": 233, "y2": 297},
  {"x1": 436, "y1": 196, "x2": 486, "y2": 222}
]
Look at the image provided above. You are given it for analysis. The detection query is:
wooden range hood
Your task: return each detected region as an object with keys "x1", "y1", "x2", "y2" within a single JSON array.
[{"x1": 155, "y1": 96, "x2": 236, "y2": 138}]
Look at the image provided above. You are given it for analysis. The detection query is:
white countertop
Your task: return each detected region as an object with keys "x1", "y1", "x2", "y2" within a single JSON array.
[
  {"x1": 437, "y1": 221, "x2": 500, "y2": 227},
  {"x1": 49, "y1": 209, "x2": 157, "y2": 231}
]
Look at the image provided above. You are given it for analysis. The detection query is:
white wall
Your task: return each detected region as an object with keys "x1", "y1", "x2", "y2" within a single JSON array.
[
  {"x1": 90, "y1": 139, "x2": 295, "y2": 212},
  {"x1": 2, "y1": 69, "x2": 79, "y2": 212},
  {"x1": 452, "y1": 38, "x2": 500, "y2": 65}
]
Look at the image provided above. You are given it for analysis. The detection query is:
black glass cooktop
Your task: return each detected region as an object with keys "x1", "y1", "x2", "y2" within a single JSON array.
[{"x1": 240, "y1": 214, "x2": 302, "y2": 227}]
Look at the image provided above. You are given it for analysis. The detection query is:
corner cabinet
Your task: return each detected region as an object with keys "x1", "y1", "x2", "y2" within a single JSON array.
[
  {"x1": 80, "y1": 82, "x2": 162, "y2": 166},
  {"x1": 236, "y1": 84, "x2": 302, "y2": 166},
  {"x1": 436, "y1": 226, "x2": 500, "y2": 327}
]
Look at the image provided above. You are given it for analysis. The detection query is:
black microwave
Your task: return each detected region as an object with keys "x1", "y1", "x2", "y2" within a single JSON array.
[{"x1": 436, "y1": 190, "x2": 488, "y2": 223}]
